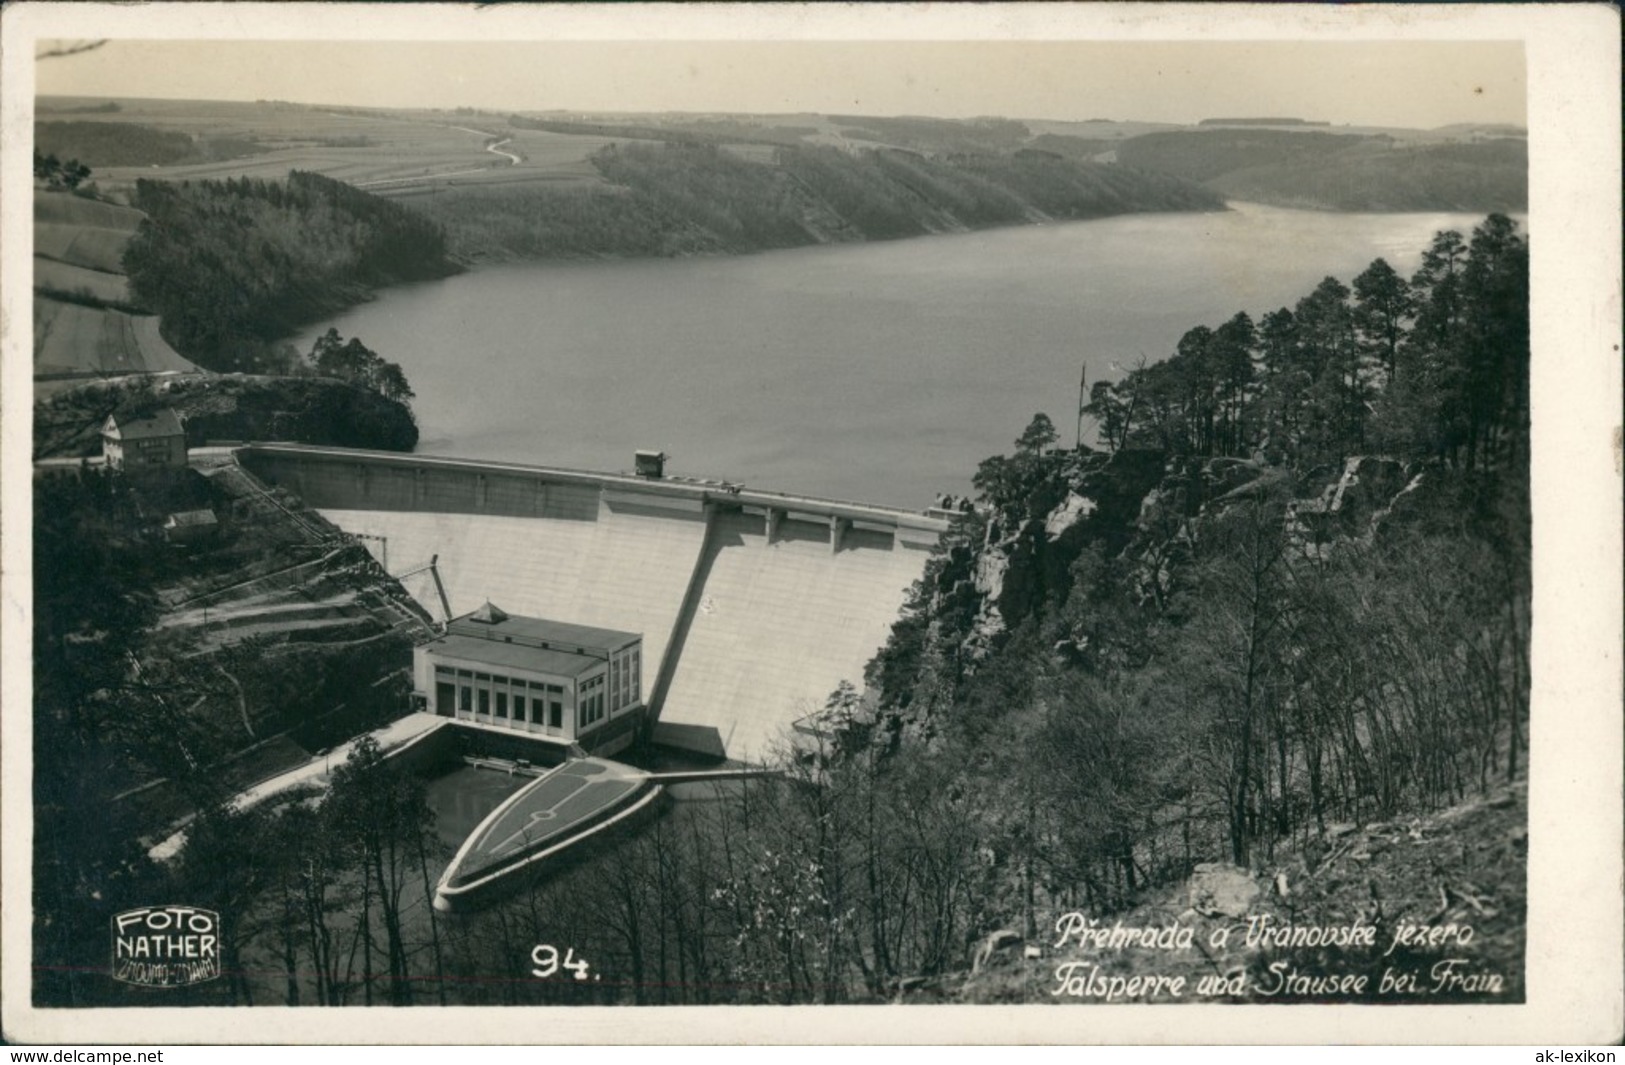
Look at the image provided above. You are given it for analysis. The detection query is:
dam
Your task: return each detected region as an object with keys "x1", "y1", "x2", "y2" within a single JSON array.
[{"x1": 238, "y1": 444, "x2": 947, "y2": 764}]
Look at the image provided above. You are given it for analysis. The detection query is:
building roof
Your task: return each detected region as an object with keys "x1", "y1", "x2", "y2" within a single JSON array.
[
  {"x1": 105, "y1": 408, "x2": 184, "y2": 441},
  {"x1": 165, "y1": 509, "x2": 218, "y2": 527},
  {"x1": 467, "y1": 600, "x2": 509, "y2": 624},
  {"x1": 447, "y1": 605, "x2": 639, "y2": 655},
  {"x1": 424, "y1": 632, "x2": 609, "y2": 679},
  {"x1": 426, "y1": 605, "x2": 641, "y2": 680}
]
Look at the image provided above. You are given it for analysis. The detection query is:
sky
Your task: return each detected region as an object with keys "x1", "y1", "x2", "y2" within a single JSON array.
[{"x1": 35, "y1": 37, "x2": 1527, "y2": 129}]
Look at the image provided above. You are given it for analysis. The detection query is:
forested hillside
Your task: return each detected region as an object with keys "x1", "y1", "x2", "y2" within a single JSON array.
[
  {"x1": 414, "y1": 120, "x2": 1522, "y2": 262},
  {"x1": 1116, "y1": 129, "x2": 1365, "y2": 184},
  {"x1": 83, "y1": 215, "x2": 1531, "y2": 1009},
  {"x1": 534, "y1": 214, "x2": 1528, "y2": 1003},
  {"x1": 1206, "y1": 139, "x2": 1528, "y2": 213},
  {"x1": 414, "y1": 139, "x2": 1224, "y2": 261},
  {"x1": 1117, "y1": 129, "x2": 1526, "y2": 212},
  {"x1": 842, "y1": 213, "x2": 1531, "y2": 988},
  {"x1": 122, "y1": 171, "x2": 459, "y2": 371},
  {"x1": 36, "y1": 120, "x2": 264, "y2": 169}
]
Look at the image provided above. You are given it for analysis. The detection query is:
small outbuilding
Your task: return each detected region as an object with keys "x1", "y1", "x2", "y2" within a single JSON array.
[
  {"x1": 634, "y1": 450, "x2": 666, "y2": 479},
  {"x1": 103, "y1": 409, "x2": 187, "y2": 472},
  {"x1": 163, "y1": 508, "x2": 219, "y2": 545}
]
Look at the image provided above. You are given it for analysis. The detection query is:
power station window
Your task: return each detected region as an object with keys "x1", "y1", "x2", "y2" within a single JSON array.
[
  {"x1": 459, "y1": 686, "x2": 472, "y2": 712},
  {"x1": 495, "y1": 692, "x2": 508, "y2": 719}
]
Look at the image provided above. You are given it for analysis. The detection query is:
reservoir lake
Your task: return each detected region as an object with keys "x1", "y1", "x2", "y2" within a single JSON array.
[{"x1": 303, "y1": 204, "x2": 1503, "y2": 508}]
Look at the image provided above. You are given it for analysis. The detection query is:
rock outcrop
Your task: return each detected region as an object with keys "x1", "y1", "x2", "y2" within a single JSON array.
[
  {"x1": 1286, "y1": 456, "x2": 1420, "y2": 559},
  {"x1": 933, "y1": 448, "x2": 1442, "y2": 674},
  {"x1": 878, "y1": 445, "x2": 1452, "y2": 753}
]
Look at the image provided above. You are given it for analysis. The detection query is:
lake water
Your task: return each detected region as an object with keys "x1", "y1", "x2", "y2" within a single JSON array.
[{"x1": 303, "y1": 204, "x2": 1503, "y2": 507}]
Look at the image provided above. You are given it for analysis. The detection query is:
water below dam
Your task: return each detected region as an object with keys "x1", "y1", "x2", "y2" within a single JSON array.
[
  {"x1": 424, "y1": 764, "x2": 530, "y2": 853},
  {"x1": 302, "y1": 202, "x2": 1507, "y2": 510}
]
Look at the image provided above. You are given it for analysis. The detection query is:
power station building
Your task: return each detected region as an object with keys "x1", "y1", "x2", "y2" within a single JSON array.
[{"x1": 412, "y1": 602, "x2": 645, "y2": 755}]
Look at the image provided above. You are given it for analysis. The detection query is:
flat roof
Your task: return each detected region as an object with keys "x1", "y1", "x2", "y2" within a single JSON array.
[
  {"x1": 447, "y1": 611, "x2": 639, "y2": 655},
  {"x1": 425, "y1": 632, "x2": 607, "y2": 679}
]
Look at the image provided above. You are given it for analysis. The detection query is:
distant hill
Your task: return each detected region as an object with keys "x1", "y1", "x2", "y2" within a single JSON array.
[
  {"x1": 1116, "y1": 127, "x2": 1526, "y2": 211},
  {"x1": 35, "y1": 120, "x2": 267, "y2": 169},
  {"x1": 1117, "y1": 128, "x2": 1365, "y2": 185},
  {"x1": 510, "y1": 114, "x2": 1527, "y2": 217},
  {"x1": 418, "y1": 136, "x2": 1225, "y2": 261},
  {"x1": 1208, "y1": 137, "x2": 1527, "y2": 213},
  {"x1": 1198, "y1": 116, "x2": 1332, "y2": 127},
  {"x1": 39, "y1": 97, "x2": 1527, "y2": 271},
  {"x1": 826, "y1": 114, "x2": 1031, "y2": 154}
]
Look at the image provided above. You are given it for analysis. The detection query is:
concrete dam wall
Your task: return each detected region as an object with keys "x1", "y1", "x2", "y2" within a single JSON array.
[{"x1": 239, "y1": 445, "x2": 945, "y2": 764}]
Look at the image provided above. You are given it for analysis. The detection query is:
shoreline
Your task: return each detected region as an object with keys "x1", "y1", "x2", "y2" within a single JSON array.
[{"x1": 440, "y1": 199, "x2": 1239, "y2": 270}]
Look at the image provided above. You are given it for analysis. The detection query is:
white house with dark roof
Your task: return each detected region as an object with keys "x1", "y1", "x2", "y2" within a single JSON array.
[
  {"x1": 412, "y1": 602, "x2": 646, "y2": 755},
  {"x1": 102, "y1": 409, "x2": 187, "y2": 472}
]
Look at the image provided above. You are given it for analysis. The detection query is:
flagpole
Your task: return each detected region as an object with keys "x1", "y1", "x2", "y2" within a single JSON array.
[{"x1": 1075, "y1": 362, "x2": 1087, "y2": 450}]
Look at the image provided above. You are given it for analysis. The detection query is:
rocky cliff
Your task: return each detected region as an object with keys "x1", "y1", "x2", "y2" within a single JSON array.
[{"x1": 870, "y1": 445, "x2": 1452, "y2": 749}]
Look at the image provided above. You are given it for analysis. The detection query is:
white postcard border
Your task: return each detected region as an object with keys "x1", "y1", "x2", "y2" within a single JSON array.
[{"x1": 2, "y1": 2, "x2": 1620, "y2": 1045}]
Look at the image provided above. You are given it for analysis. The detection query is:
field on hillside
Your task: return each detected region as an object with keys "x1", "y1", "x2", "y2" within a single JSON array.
[
  {"x1": 42, "y1": 97, "x2": 616, "y2": 197},
  {"x1": 32, "y1": 190, "x2": 200, "y2": 379},
  {"x1": 33, "y1": 296, "x2": 195, "y2": 377},
  {"x1": 34, "y1": 257, "x2": 131, "y2": 305},
  {"x1": 34, "y1": 223, "x2": 130, "y2": 272},
  {"x1": 35, "y1": 192, "x2": 143, "y2": 277},
  {"x1": 52, "y1": 100, "x2": 1235, "y2": 202},
  {"x1": 33, "y1": 192, "x2": 144, "y2": 229}
]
